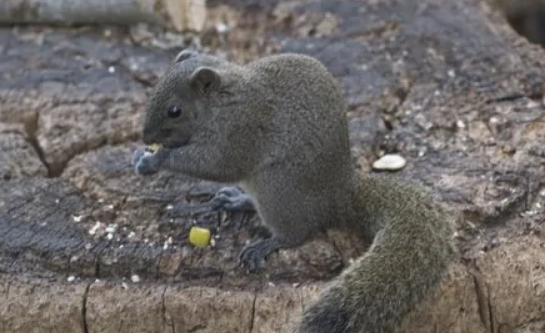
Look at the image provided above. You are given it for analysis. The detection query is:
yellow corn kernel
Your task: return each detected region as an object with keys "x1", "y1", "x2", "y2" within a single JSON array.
[
  {"x1": 146, "y1": 143, "x2": 162, "y2": 153},
  {"x1": 189, "y1": 226, "x2": 211, "y2": 247}
]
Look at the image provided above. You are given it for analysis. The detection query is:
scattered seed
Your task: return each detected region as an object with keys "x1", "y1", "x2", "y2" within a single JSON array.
[
  {"x1": 105, "y1": 223, "x2": 117, "y2": 233},
  {"x1": 501, "y1": 145, "x2": 516, "y2": 155},
  {"x1": 89, "y1": 221, "x2": 102, "y2": 235}
]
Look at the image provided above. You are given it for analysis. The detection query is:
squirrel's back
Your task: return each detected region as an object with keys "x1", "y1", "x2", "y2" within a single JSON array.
[{"x1": 248, "y1": 53, "x2": 351, "y2": 157}]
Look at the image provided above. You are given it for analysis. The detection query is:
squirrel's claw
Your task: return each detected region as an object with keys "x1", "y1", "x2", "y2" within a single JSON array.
[{"x1": 238, "y1": 237, "x2": 280, "y2": 272}]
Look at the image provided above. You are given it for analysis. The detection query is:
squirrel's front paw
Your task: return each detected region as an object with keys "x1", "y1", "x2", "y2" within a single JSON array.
[
  {"x1": 238, "y1": 238, "x2": 280, "y2": 272},
  {"x1": 211, "y1": 186, "x2": 255, "y2": 212},
  {"x1": 132, "y1": 147, "x2": 161, "y2": 175}
]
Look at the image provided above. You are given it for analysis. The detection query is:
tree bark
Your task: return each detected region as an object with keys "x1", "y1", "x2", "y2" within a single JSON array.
[
  {"x1": 0, "y1": 0, "x2": 206, "y2": 32},
  {"x1": 1, "y1": 0, "x2": 545, "y2": 331}
]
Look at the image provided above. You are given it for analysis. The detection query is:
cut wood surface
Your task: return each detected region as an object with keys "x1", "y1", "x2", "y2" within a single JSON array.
[
  {"x1": 1, "y1": 0, "x2": 545, "y2": 332},
  {"x1": 0, "y1": 0, "x2": 207, "y2": 32}
]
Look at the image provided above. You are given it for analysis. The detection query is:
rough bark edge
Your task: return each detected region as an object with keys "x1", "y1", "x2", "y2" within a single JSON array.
[{"x1": 1, "y1": 235, "x2": 544, "y2": 333}]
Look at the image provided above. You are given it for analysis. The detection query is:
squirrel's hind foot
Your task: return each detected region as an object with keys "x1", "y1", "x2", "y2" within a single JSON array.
[{"x1": 239, "y1": 237, "x2": 280, "y2": 272}]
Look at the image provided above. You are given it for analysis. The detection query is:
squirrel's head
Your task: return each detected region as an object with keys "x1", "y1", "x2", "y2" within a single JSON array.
[{"x1": 141, "y1": 50, "x2": 235, "y2": 148}]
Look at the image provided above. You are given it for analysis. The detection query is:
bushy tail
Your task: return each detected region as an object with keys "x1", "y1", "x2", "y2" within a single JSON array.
[{"x1": 296, "y1": 214, "x2": 455, "y2": 333}]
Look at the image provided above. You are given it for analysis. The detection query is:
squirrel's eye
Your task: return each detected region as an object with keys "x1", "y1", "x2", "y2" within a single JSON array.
[{"x1": 167, "y1": 105, "x2": 182, "y2": 118}]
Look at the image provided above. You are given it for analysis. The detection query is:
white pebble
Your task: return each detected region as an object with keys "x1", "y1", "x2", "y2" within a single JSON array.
[
  {"x1": 372, "y1": 154, "x2": 407, "y2": 171},
  {"x1": 131, "y1": 274, "x2": 141, "y2": 283},
  {"x1": 67, "y1": 275, "x2": 76, "y2": 282},
  {"x1": 108, "y1": 66, "x2": 115, "y2": 73},
  {"x1": 72, "y1": 215, "x2": 83, "y2": 222}
]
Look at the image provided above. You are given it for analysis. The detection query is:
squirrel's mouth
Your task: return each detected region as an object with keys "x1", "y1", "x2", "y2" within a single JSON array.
[{"x1": 162, "y1": 136, "x2": 191, "y2": 149}]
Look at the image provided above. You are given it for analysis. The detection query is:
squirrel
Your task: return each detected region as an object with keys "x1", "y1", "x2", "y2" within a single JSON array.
[
  {"x1": 486, "y1": 0, "x2": 545, "y2": 45},
  {"x1": 131, "y1": 50, "x2": 456, "y2": 333}
]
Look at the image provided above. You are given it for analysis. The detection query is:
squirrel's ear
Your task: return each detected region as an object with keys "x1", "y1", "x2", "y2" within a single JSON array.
[
  {"x1": 190, "y1": 67, "x2": 221, "y2": 96},
  {"x1": 174, "y1": 49, "x2": 198, "y2": 63}
]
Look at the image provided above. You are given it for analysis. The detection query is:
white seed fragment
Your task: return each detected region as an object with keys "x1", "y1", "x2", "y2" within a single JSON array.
[
  {"x1": 105, "y1": 223, "x2": 117, "y2": 233},
  {"x1": 372, "y1": 154, "x2": 407, "y2": 171},
  {"x1": 131, "y1": 274, "x2": 141, "y2": 283},
  {"x1": 67, "y1": 275, "x2": 76, "y2": 282},
  {"x1": 89, "y1": 221, "x2": 102, "y2": 235}
]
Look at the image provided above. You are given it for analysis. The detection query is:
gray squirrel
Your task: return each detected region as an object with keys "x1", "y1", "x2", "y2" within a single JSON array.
[{"x1": 132, "y1": 50, "x2": 456, "y2": 333}]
